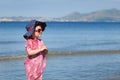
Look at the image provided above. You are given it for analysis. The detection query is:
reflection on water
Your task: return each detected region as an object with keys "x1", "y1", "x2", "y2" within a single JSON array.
[{"x1": 0, "y1": 53, "x2": 120, "y2": 80}]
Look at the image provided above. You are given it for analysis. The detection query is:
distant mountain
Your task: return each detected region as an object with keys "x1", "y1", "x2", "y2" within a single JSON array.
[
  {"x1": 57, "y1": 8, "x2": 120, "y2": 22},
  {"x1": 0, "y1": 8, "x2": 120, "y2": 22}
]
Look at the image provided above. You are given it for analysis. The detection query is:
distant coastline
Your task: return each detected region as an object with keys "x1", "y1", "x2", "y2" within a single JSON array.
[{"x1": 0, "y1": 8, "x2": 120, "y2": 22}]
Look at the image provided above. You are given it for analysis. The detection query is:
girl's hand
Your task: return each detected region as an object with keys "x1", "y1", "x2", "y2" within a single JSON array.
[
  {"x1": 41, "y1": 45, "x2": 48, "y2": 56},
  {"x1": 41, "y1": 45, "x2": 48, "y2": 51}
]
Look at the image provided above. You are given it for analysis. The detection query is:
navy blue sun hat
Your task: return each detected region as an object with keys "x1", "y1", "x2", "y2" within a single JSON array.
[
  {"x1": 23, "y1": 20, "x2": 46, "y2": 39},
  {"x1": 23, "y1": 20, "x2": 36, "y2": 39}
]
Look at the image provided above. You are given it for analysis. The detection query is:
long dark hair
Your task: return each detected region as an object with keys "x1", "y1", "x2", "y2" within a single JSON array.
[{"x1": 34, "y1": 21, "x2": 46, "y2": 31}]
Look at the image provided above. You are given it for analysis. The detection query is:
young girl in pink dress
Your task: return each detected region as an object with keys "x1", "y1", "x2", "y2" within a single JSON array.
[{"x1": 23, "y1": 20, "x2": 48, "y2": 80}]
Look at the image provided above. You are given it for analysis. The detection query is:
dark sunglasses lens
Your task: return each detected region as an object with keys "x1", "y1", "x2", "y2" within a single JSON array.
[{"x1": 38, "y1": 29, "x2": 41, "y2": 32}]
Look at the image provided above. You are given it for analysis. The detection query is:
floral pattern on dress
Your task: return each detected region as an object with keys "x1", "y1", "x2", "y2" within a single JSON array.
[{"x1": 24, "y1": 39, "x2": 46, "y2": 80}]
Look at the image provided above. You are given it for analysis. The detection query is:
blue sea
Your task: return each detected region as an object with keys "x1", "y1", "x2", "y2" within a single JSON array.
[
  {"x1": 0, "y1": 22, "x2": 120, "y2": 56},
  {"x1": 0, "y1": 22, "x2": 120, "y2": 80}
]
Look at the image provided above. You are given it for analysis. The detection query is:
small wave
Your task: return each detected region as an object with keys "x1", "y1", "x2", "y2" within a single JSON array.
[
  {"x1": 48, "y1": 50, "x2": 120, "y2": 55},
  {"x1": 0, "y1": 41, "x2": 24, "y2": 44},
  {"x1": 79, "y1": 42, "x2": 120, "y2": 46},
  {"x1": 0, "y1": 55, "x2": 27, "y2": 61},
  {"x1": 0, "y1": 50, "x2": 120, "y2": 61}
]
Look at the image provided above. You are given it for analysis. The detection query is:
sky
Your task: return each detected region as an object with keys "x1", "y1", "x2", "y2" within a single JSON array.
[{"x1": 0, "y1": 0, "x2": 120, "y2": 18}]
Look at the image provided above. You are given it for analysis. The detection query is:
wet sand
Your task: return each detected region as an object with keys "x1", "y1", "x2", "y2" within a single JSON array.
[{"x1": 0, "y1": 49, "x2": 120, "y2": 61}]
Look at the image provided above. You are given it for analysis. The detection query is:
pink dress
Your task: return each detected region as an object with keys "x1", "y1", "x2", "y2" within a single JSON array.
[{"x1": 24, "y1": 39, "x2": 46, "y2": 80}]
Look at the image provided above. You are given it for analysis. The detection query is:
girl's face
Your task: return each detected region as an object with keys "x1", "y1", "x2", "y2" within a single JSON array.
[{"x1": 33, "y1": 26, "x2": 42, "y2": 39}]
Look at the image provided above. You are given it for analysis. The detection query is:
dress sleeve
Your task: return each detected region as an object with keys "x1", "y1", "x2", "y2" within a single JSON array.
[{"x1": 25, "y1": 39, "x2": 32, "y2": 53}]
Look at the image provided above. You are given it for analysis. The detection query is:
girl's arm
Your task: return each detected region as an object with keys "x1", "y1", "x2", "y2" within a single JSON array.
[{"x1": 27, "y1": 45, "x2": 47, "y2": 56}]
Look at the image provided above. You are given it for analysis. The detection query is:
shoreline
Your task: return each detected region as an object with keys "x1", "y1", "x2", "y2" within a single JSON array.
[{"x1": 0, "y1": 49, "x2": 120, "y2": 61}]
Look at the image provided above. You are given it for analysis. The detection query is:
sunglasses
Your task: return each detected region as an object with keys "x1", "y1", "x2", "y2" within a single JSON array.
[{"x1": 35, "y1": 29, "x2": 42, "y2": 33}]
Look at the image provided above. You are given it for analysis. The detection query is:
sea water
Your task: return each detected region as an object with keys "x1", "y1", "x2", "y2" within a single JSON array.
[
  {"x1": 0, "y1": 54, "x2": 120, "y2": 80},
  {"x1": 0, "y1": 22, "x2": 120, "y2": 56},
  {"x1": 0, "y1": 22, "x2": 120, "y2": 80}
]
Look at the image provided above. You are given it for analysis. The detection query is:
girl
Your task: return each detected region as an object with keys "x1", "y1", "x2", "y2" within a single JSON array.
[{"x1": 23, "y1": 20, "x2": 48, "y2": 80}]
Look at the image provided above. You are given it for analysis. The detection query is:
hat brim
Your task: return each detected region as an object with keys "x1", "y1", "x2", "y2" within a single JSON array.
[{"x1": 23, "y1": 29, "x2": 34, "y2": 39}]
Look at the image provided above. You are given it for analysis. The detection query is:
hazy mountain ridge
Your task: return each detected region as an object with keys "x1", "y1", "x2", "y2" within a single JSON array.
[
  {"x1": 0, "y1": 8, "x2": 120, "y2": 22},
  {"x1": 58, "y1": 8, "x2": 120, "y2": 22}
]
